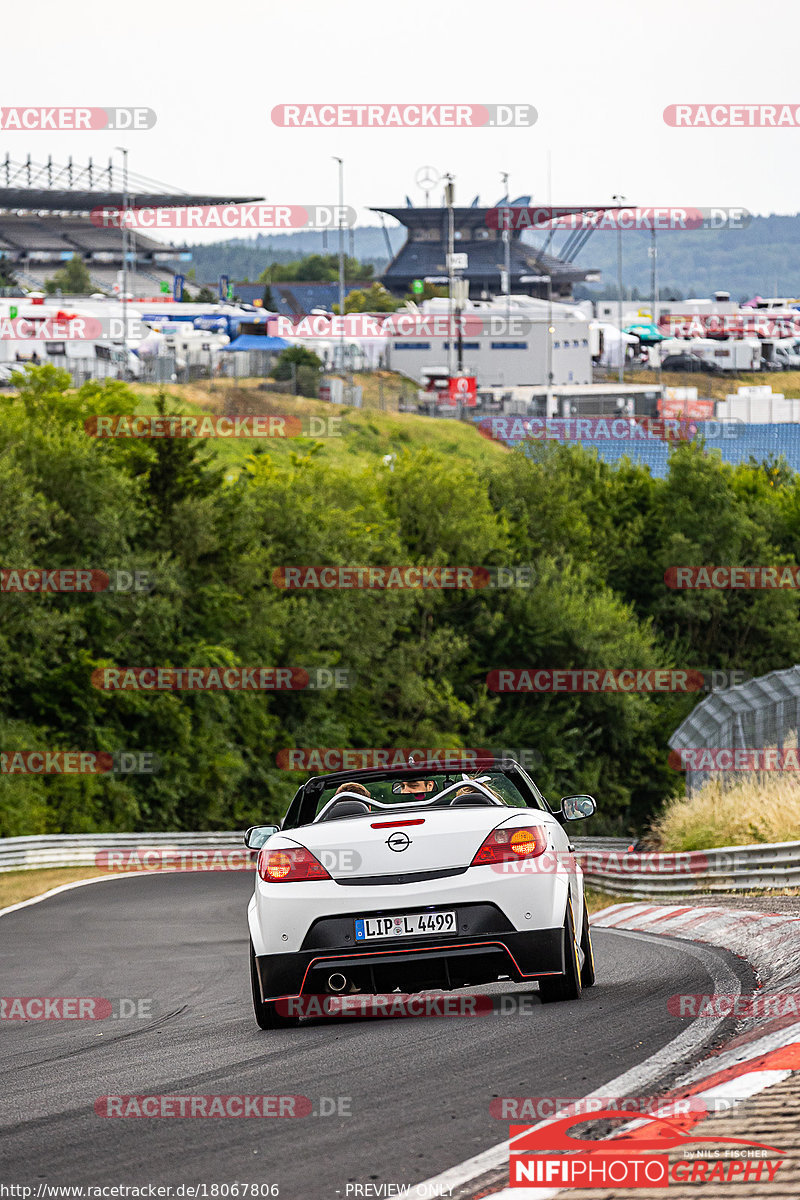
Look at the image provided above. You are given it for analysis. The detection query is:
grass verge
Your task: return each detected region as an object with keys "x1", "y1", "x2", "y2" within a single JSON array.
[
  {"x1": 128, "y1": 379, "x2": 508, "y2": 477},
  {"x1": 650, "y1": 772, "x2": 800, "y2": 851},
  {"x1": 0, "y1": 867, "x2": 109, "y2": 910}
]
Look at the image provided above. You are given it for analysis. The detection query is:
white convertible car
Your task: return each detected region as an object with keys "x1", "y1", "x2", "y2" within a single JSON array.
[{"x1": 245, "y1": 760, "x2": 597, "y2": 1028}]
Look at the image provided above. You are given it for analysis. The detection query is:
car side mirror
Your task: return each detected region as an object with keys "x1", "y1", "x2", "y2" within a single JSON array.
[
  {"x1": 244, "y1": 825, "x2": 279, "y2": 848},
  {"x1": 560, "y1": 795, "x2": 596, "y2": 821}
]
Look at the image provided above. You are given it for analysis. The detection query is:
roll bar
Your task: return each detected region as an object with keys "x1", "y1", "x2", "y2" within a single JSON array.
[{"x1": 313, "y1": 776, "x2": 503, "y2": 822}]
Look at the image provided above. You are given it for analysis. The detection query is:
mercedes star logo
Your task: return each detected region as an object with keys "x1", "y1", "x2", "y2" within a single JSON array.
[
  {"x1": 387, "y1": 832, "x2": 411, "y2": 852},
  {"x1": 415, "y1": 165, "x2": 440, "y2": 192}
]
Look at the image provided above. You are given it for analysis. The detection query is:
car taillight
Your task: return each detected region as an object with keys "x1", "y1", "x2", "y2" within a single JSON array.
[
  {"x1": 471, "y1": 825, "x2": 548, "y2": 866},
  {"x1": 258, "y1": 846, "x2": 331, "y2": 882}
]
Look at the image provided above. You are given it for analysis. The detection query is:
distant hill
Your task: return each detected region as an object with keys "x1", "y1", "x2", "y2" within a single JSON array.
[
  {"x1": 567, "y1": 213, "x2": 800, "y2": 302},
  {"x1": 184, "y1": 214, "x2": 800, "y2": 302}
]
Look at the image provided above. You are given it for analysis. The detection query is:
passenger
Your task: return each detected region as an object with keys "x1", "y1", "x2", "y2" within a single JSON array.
[
  {"x1": 334, "y1": 781, "x2": 371, "y2": 799},
  {"x1": 453, "y1": 780, "x2": 503, "y2": 803}
]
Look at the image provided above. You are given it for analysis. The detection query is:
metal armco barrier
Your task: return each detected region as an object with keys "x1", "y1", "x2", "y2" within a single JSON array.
[
  {"x1": 574, "y1": 838, "x2": 800, "y2": 896},
  {"x1": 0, "y1": 831, "x2": 248, "y2": 873},
  {"x1": 1, "y1": 832, "x2": 798, "y2": 893}
]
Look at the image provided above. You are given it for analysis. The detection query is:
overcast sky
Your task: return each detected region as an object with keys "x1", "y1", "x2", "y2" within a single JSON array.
[{"x1": 5, "y1": 0, "x2": 800, "y2": 245}]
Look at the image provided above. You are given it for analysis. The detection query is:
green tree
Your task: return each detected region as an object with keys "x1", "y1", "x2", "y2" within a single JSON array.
[
  {"x1": 271, "y1": 345, "x2": 323, "y2": 381},
  {"x1": 335, "y1": 282, "x2": 402, "y2": 314},
  {"x1": 0, "y1": 259, "x2": 18, "y2": 288},
  {"x1": 44, "y1": 254, "x2": 92, "y2": 295},
  {"x1": 258, "y1": 255, "x2": 372, "y2": 284},
  {"x1": 403, "y1": 281, "x2": 448, "y2": 303}
]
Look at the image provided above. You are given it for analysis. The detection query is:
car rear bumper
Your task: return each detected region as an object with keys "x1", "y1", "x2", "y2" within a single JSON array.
[{"x1": 252, "y1": 927, "x2": 565, "y2": 1001}]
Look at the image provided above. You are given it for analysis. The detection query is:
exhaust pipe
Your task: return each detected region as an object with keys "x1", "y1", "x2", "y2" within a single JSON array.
[{"x1": 327, "y1": 972, "x2": 348, "y2": 993}]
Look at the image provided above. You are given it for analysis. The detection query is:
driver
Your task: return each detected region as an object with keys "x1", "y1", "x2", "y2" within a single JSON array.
[{"x1": 394, "y1": 779, "x2": 434, "y2": 801}]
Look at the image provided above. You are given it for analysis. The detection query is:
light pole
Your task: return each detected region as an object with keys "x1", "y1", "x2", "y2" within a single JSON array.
[
  {"x1": 501, "y1": 171, "x2": 511, "y2": 323},
  {"x1": 544, "y1": 274, "x2": 554, "y2": 417},
  {"x1": 333, "y1": 157, "x2": 345, "y2": 376},
  {"x1": 116, "y1": 146, "x2": 128, "y2": 377},
  {"x1": 612, "y1": 193, "x2": 626, "y2": 382},
  {"x1": 445, "y1": 173, "x2": 455, "y2": 381}
]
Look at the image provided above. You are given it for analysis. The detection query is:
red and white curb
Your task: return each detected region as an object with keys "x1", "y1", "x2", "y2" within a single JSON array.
[{"x1": 409, "y1": 902, "x2": 800, "y2": 1200}]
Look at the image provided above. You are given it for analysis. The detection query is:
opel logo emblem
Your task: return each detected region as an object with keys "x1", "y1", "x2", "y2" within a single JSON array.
[{"x1": 387, "y1": 832, "x2": 411, "y2": 853}]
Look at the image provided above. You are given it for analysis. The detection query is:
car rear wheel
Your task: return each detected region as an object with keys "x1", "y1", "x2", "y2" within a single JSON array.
[
  {"x1": 579, "y1": 897, "x2": 596, "y2": 988},
  {"x1": 250, "y1": 940, "x2": 300, "y2": 1029},
  {"x1": 538, "y1": 898, "x2": 582, "y2": 1003}
]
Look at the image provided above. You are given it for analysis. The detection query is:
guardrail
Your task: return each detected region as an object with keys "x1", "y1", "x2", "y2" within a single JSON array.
[
  {"x1": 574, "y1": 839, "x2": 800, "y2": 896},
  {"x1": 0, "y1": 831, "x2": 246, "y2": 873},
  {"x1": 1, "y1": 832, "x2": 797, "y2": 894}
]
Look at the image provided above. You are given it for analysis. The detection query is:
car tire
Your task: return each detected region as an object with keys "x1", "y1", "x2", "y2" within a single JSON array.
[
  {"x1": 250, "y1": 939, "x2": 300, "y2": 1029},
  {"x1": 579, "y1": 898, "x2": 596, "y2": 988},
  {"x1": 539, "y1": 898, "x2": 583, "y2": 1003}
]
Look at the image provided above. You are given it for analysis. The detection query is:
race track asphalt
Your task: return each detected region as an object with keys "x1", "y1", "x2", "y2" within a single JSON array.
[{"x1": 0, "y1": 873, "x2": 752, "y2": 1199}]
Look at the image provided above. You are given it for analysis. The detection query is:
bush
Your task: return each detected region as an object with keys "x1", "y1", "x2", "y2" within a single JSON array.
[
  {"x1": 272, "y1": 345, "x2": 323, "y2": 381},
  {"x1": 650, "y1": 769, "x2": 800, "y2": 850}
]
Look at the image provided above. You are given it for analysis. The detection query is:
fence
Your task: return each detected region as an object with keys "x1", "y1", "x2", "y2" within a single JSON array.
[
  {"x1": 47, "y1": 351, "x2": 282, "y2": 387},
  {"x1": 669, "y1": 663, "x2": 800, "y2": 793},
  {"x1": 0, "y1": 831, "x2": 248, "y2": 873},
  {"x1": 575, "y1": 840, "x2": 800, "y2": 896}
]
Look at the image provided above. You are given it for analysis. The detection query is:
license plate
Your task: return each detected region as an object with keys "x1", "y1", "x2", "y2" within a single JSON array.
[{"x1": 355, "y1": 910, "x2": 457, "y2": 941}]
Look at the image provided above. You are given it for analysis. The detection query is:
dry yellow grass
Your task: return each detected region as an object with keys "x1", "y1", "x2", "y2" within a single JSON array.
[
  {"x1": 584, "y1": 887, "x2": 636, "y2": 915},
  {"x1": 0, "y1": 866, "x2": 109, "y2": 910},
  {"x1": 624, "y1": 368, "x2": 800, "y2": 402},
  {"x1": 651, "y1": 772, "x2": 800, "y2": 851}
]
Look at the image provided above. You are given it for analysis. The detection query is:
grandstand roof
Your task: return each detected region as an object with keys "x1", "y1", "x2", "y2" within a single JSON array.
[
  {"x1": 0, "y1": 156, "x2": 259, "y2": 214},
  {"x1": 372, "y1": 205, "x2": 598, "y2": 229},
  {"x1": 0, "y1": 189, "x2": 259, "y2": 213},
  {"x1": 371, "y1": 205, "x2": 600, "y2": 294}
]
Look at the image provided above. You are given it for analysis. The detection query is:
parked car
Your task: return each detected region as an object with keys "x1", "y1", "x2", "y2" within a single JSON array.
[
  {"x1": 661, "y1": 353, "x2": 720, "y2": 374},
  {"x1": 774, "y1": 343, "x2": 800, "y2": 370}
]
